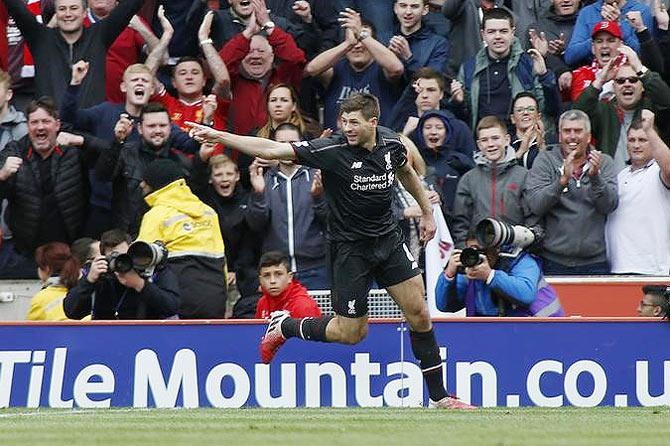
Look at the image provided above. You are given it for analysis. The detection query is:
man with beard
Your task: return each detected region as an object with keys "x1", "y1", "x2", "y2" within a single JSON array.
[
  {"x1": 95, "y1": 102, "x2": 194, "y2": 235},
  {"x1": 575, "y1": 45, "x2": 670, "y2": 171},
  {"x1": 3, "y1": 0, "x2": 147, "y2": 107}
]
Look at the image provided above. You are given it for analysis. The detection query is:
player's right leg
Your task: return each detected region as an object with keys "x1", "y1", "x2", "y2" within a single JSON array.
[{"x1": 259, "y1": 240, "x2": 372, "y2": 363}]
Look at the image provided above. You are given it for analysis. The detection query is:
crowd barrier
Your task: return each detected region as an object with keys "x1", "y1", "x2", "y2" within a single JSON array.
[
  {"x1": 1, "y1": 276, "x2": 667, "y2": 321},
  {"x1": 0, "y1": 318, "x2": 668, "y2": 408}
]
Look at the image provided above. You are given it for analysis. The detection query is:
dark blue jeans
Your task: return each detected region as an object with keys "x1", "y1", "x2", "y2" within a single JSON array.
[
  {"x1": 542, "y1": 258, "x2": 611, "y2": 276},
  {"x1": 0, "y1": 239, "x2": 38, "y2": 279}
]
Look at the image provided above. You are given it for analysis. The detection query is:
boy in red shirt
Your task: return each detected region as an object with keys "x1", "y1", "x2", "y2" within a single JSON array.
[{"x1": 255, "y1": 251, "x2": 321, "y2": 319}]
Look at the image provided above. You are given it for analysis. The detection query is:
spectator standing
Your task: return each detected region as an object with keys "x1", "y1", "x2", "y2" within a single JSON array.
[
  {"x1": 389, "y1": 0, "x2": 450, "y2": 83},
  {"x1": 452, "y1": 116, "x2": 536, "y2": 247},
  {"x1": 525, "y1": 110, "x2": 618, "y2": 275},
  {"x1": 137, "y1": 159, "x2": 228, "y2": 319},
  {"x1": 27, "y1": 242, "x2": 80, "y2": 321},
  {"x1": 509, "y1": 92, "x2": 550, "y2": 169},
  {"x1": 575, "y1": 47, "x2": 670, "y2": 172},
  {"x1": 565, "y1": 0, "x2": 653, "y2": 66},
  {"x1": 63, "y1": 229, "x2": 180, "y2": 319},
  {"x1": 247, "y1": 122, "x2": 330, "y2": 290},
  {"x1": 3, "y1": 0, "x2": 147, "y2": 107},
  {"x1": 452, "y1": 8, "x2": 560, "y2": 131},
  {"x1": 0, "y1": 69, "x2": 27, "y2": 150},
  {"x1": 190, "y1": 153, "x2": 261, "y2": 318},
  {"x1": 255, "y1": 250, "x2": 321, "y2": 319},
  {"x1": 256, "y1": 83, "x2": 320, "y2": 139},
  {"x1": 0, "y1": 98, "x2": 102, "y2": 276},
  {"x1": 304, "y1": 10, "x2": 403, "y2": 129},
  {"x1": 605, "y1": 111, "x2": 670, "y2": 275}
]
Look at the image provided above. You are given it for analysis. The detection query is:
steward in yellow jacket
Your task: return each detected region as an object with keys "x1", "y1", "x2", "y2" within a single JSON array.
[{"x1": 138, "y1": 160, "x2": 227, "y2": 318}]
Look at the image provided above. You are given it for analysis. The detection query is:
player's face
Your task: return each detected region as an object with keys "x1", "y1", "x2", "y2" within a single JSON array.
[
  {"x1": 27, "y1": 108, "x2": 61, "y2": 155},
  {"x1": 139, "y1": 112, "x2": 171, "y2": 149},
  {"x1": 259, "y1": 264, "x2": 293, "y2": 297},
  {"x1": 422, "y1": 116, "x2": 446, "y2": 150},
  {"x1": 476, "y1": 126, "x2": 510, "y2": 163},
  {"x1": 340, "y1": 110, "x2": 377, "y2": 147},
  {"x1": 394, "y1": 0, "x2": 428, "y2": 30},
  {"x1": 592, "y1": 32, "x2": 621, "y2": 66},
  {"x1": 55, "y1": 0, "x2": 86, "y2": 34},
  {"x1": 559, "y1": 119, "x2": 590, "y2": 158},
  {"x1": 345, "y1": 26, "x2": 373, "y2": 68},
  {"x1": 172, "y1": 61, "x2": 206, "y2": 98},
  {"x1": 210, "y1": 162, "x2": 240, "y2": 198},
  {"x1": 121, "y1": 71, "x2": 153, "y2": 107},
  {"x1": 242, "y1": 36, "x2": 274, "y2": 80},
  {"x1": 613, "y1": 65, "x2": 643, "y2": 111},
  {"x1": 511, "y1": 96, "x2": 539, "y2": 132},
  {"x1": 626, "y1": 127, "x2": 651, "y2": 167},
  {"x1": 481, "y1": 18, "x2": 515, "y2": 58},
  {"x1": 267, "y1": 87, "x2": 296, "y2": 123},
  {"x1": 414, "y1": 78, "x2": 443, "y2": 114}
]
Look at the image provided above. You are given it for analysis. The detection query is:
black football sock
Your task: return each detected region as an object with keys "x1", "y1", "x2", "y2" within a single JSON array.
[
  {"x1": 410, "y1": 329, "x2": 448, "y2": 402},
  {"x1": 281, "y1": 316, "x2": 334, "y2": 342}
]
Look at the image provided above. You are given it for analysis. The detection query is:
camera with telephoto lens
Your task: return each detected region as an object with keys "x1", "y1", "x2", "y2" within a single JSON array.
[
  {"x1": 459, "y1": 247, "x2": 484, "y2": 268},
  {"x1": 474, "y1": 218, "x2": 537, "y2": 250},
  {"x1": 105, "y1": 241, "x2": 168, "y2": 278},
  {"x1": 105, "y1": 252, "x2": 134, "y2": 274}
]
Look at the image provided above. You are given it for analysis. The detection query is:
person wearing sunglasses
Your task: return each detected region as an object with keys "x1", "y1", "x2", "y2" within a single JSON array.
[{"x1": 575, "y1": 43, "x2": 670, "y2": 173}]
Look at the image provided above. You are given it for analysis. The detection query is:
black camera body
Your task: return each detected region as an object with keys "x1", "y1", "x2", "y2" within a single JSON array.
[
  {"x1": 459, "y1": 247, "x2": 484, "y2": 268},
  {"x1": 105, "y1": 252, "x2": 134, "y2": 274},
  {"x1": 104, "y1": 241, "x2": 168, "y2": 278}
]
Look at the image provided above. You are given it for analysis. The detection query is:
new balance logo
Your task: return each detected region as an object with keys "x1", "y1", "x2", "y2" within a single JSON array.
[
  {"x1": 351, "y1": 161, "x2": 362, "y2": 169},
  {"x1": 347, "y1": 300, "x2": 356, "y2": 315}
]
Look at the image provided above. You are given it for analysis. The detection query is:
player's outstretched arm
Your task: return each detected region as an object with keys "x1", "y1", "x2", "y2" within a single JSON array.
[{"x1": 186, "y1": 122, "x2": 296, "y2": 161}]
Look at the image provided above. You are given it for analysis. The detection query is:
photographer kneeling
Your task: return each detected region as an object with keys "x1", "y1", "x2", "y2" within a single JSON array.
[
  {"x1": 435, "y1": 219, "x2": 564, "y2": 317},
  {"x1": 63, "y1": 230, "x2": 180, "y2": 320}
]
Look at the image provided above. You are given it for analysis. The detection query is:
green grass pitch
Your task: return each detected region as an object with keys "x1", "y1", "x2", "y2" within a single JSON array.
[{"x1": 1, "y1": 407, "x2": 669, "y2": 445}]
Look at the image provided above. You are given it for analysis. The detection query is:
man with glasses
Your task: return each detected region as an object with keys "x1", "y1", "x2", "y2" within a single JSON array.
[
  {"x1": 637, "y1": 285, "x2": 669, "y2": 318},
  {"x1": 575, "y1": 44, "x2": 670, "y2": 172}
]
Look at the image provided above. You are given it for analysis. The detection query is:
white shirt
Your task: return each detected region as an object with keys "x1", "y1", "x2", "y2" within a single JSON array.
[{"x1": 606, "y1": 160, "x2": 670, "y2": 275}]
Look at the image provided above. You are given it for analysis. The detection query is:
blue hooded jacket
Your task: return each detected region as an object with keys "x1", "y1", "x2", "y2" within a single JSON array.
[{"x1": 416, "y1": 110, "x2": 476, "y2": 213}]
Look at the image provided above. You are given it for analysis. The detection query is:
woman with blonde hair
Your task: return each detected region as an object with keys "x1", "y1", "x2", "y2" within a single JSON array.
[
  {"x1": 27, "y1": 242, "x2": 81, "y2": 321},
  {"x1": 256, "y1": 83, "x2": 320, "y2": 140}
]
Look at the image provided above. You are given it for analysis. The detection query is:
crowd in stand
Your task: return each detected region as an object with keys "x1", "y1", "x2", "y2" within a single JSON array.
[{"x1": 1, "y1": 0, "x2": 669, "y2": 321}]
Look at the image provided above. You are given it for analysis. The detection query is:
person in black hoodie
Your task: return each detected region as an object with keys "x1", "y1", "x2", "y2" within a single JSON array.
[
  {"x1": 3, "y1": 0, "x2": 146, "y2": 107},
  {"x1": 191, "y1": 150, "x2": 261, "y2": 318},
  {"x1": 415, "y1": 109, "x2": 475, "y2": 219}
]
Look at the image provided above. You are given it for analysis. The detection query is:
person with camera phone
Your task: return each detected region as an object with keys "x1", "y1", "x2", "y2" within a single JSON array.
[
  {"x1": 435, "y1": 218, "x2": 564, "y2": 317},
  {"x1": 63, "y1": 229, "x2": 180, "y2": 320}
]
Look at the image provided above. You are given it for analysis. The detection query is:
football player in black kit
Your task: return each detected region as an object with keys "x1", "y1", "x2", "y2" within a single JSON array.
[{"x1": 187, "y1": 93, "x2": 474, "y2": 409}]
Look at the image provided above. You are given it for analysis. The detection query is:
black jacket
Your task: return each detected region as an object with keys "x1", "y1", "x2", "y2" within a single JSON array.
[
  {"x1": 0, "y1": 135, "x2": 100, "y2": 255},
  {"x1": 95, "y1": 139, "x2": 193, "y2": 236},
  {"x1": 3, "y1": 0, "x2": 143, "y2": 107},
  {"x1": 63, "y1": 266, "x2": 180, "y2": 320}
]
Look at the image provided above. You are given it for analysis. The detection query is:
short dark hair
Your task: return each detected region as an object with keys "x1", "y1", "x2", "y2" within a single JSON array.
[
  {"x1": 173, "y1": 56, "x2": 204, "y2": 76},
  {"x1": 258, "y1": 251, "x2": 291, "y2": 273},
  {"x1": 512, "y1": 91, "x2": 539, "y2": 109},
  {"x1": 412, "y1": 67, "x2": 445, "y2": 92},
  {"x1": 71, "y1": 237, "x2": 97, "y2": 265},
  {"x1": 26, "y1": 96, "x2": 59, "y2": 120},
  {"x1": 339, "y1": 93, "x2": 380, "y2": 120},
  {"x1": 481, "y1": 7, "x2": 514, "y2": 29},
  {"x1": 627, "y1": 118, "x2": 659, "y2": 136},
  {"x1": 642, "y1": 285, "x2": 670, "y2": 316},
  {"x1": 100, "y1": 229, "x2": 132, "y2": 255},
  {"x1": 140, "y1": 102, "x2": 169, "y2": 122}
]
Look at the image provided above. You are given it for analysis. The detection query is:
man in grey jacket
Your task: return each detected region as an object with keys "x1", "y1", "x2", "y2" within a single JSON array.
[
  {"x1": 525, "y1": 109, "x2": 618, "y2": 275},
  {"x1": 452, "y1": 115, "x2": 536, "y2": 247}
]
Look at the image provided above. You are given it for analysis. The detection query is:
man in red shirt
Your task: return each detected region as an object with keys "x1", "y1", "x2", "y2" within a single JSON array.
[
  {"x1": 255, "y1": 251, "x2": 321, "y2": 320},
  {"x1": 219, "y1": 2, "x2": 306, "y2": 143}
]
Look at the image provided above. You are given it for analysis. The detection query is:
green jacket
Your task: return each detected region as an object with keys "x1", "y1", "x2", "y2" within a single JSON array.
[{"x1": 574, "y1": 71, "x2": 670, "y2": 156}]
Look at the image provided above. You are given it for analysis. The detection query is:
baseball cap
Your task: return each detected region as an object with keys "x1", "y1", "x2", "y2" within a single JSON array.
[{"x1": 591, "y1": 21, "x2": 623, "y2": 39}]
